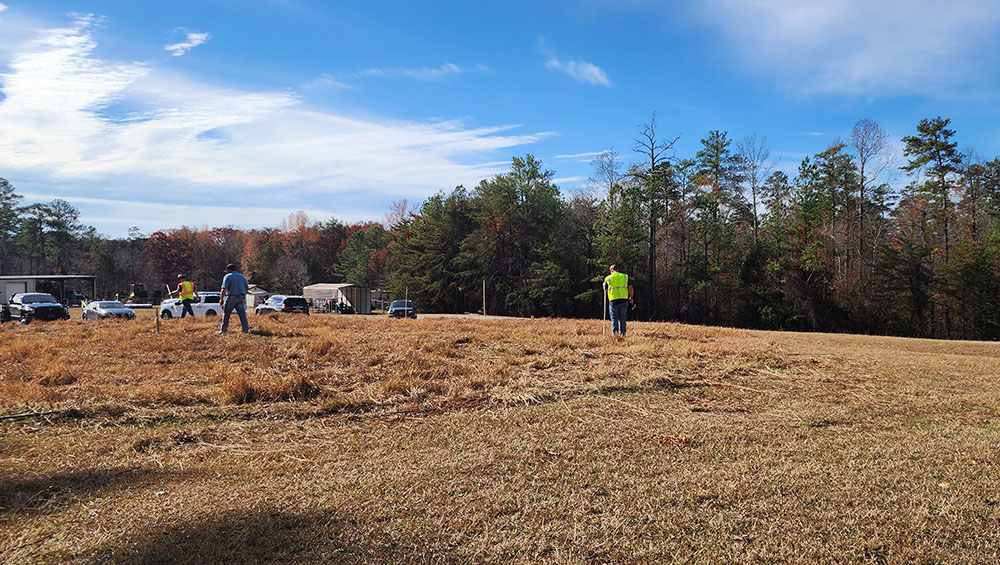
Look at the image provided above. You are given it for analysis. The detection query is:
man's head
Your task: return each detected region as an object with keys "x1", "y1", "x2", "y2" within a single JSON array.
[
  {"x1": 177, "y1": 274, "x2": 185, "y2": 281},
  {"x1": 225, "y1": 263, "x2": 236, "y2": 273},
  {"x1": 609, "y1": 264, "x2": 617, "y2": 273}
]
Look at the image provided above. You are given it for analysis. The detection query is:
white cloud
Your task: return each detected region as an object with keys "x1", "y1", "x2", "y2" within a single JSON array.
[
  {"x1": 0, "y1": 17, "x2": 549, "y2": 235},
  {"x1": 354, "y1": 62, "x2": 486, "y2": 81},
  {"x1": 690, "y1": 0, "x2": 1000, "y2": 95},
  {"x1": 545, "y1": 57, "x2": 611, "y2": 86},
  {"x1": 164, "y1": 31, "x2": 210, "y2": 57},
  {"x1": 0, "y1": 3, "x2": 7, "y2": 19},
  {"x1": 305, "y1": 73, "x2": 352, "y2": 90},
  {"x1": 554, "y1": 151, "x2": 603, "y2": 159}
]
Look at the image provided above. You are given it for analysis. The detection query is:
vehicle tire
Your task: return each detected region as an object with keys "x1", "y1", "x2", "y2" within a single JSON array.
[
  {"x1": 160, "y1": 311, "x2": 173, "y2": 319},
  {"x1": 82, "y1": 312, "x2": 88, "y2": 320},
  {"x1": 205, "y1": 310, "x2": 217, "y2": 316},
  {"x1": 19, "y1": 316, "x2": 29, "y2": 325}
]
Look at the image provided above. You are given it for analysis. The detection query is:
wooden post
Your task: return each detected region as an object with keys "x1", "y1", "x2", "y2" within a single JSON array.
[
  {"x1": 603, "y1": 290, "x2": 607, "y2": 337},
  {"x1": 482, "y1": 279, "x2": 486, "y2": 317}
]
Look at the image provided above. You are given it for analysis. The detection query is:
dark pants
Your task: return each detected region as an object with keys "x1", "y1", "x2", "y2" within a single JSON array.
[
  {"x1": 180, "y1": 298, "x2": 195, "y2": 318},
  {"x1": 221, "y1": 296, "x2": 249, "y2": 333},
  {"x1": 610, "y1": 300, "x2": 628, "y2": 336}
]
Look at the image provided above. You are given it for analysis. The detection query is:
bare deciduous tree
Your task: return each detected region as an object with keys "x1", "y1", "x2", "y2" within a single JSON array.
[
  {"x1": 736, "y1": 134, "x2": 775, "y2": 244},
  {"x1": 590, "y1": 148, "x2": 623, "y2": 207},
  {"x1": 851, "y1": 118, "x2": 891, "y2": 270},
  {"x1": 632, "y1": 114, "x2": 678, "y2": 317}
]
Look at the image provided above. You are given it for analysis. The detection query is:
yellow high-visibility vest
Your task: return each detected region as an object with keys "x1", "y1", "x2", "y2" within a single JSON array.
[
  {"x1": 179, "y1": 281, "x2": 195, "y2": 300},
  {"x1": 605, "y1": 272, "x2": 629, "y2": 301}
]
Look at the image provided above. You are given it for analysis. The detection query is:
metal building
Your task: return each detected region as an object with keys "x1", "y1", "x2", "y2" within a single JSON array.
[
  {"x1": 302, "y1": 283, "x2": 371, "y2": 314},
  {"x1": 0, "y1": 275, "x2": 97, "y2": 305}
]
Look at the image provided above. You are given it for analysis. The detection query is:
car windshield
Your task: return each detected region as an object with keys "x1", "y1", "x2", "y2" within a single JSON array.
[
  {"x1": 22, "y1": 294, "x2": 58, "y2": 304},
  {"x1": 270, "y1": 297, "x2": 285, "y2": 304},
  {"x1": 390, "y1": 300, "x2": 413, "y2": 308},
  {"x1": 98, "y1": 301, "x2": 125, "y2": 308}
]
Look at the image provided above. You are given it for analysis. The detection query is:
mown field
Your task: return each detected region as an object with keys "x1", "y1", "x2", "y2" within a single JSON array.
[{"x1": 2, "y1": 314, "x2": 1000, "y2": 563}]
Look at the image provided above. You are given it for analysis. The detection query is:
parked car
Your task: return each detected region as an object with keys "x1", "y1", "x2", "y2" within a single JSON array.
[
  {"x1": 387, "y1": 299, "x2": 416, "y2": 319},
  {"x1": 255, "y1": 295, "x2": 309, "y2": 315},
  {"x1": 82, "y1": 300, "x2": 136, "y2": 320},
  {"x1": 159, "y1": 292, "x2": 222, "y2": 319},
  {"x1": 5, "y1": 293, "x2": 71, "y2": 324}
]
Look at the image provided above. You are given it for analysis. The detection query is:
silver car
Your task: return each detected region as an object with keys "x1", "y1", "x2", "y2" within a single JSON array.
[{"x1": 82, "y1": 300, "x2": 136, "y2": 320}]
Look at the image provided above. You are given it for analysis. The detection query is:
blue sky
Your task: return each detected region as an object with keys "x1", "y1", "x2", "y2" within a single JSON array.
[{"x1": 1, "y1": 0, "x2": 999, "y2": 237}]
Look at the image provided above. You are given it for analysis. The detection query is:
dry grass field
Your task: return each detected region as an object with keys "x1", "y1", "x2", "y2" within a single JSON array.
[{"x1": 2, "y1": 314, "x2": 1000, "y2": 563}]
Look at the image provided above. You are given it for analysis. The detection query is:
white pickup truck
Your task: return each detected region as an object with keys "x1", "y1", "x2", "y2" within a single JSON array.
[{"x1": 159, "y1": 292, "x2": 223, "y2": 319}]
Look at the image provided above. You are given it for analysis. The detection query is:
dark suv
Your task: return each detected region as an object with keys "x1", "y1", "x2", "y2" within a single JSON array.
[
  {"x1": 387, "y1": 299, "x2": 416, "y2": 319},
  {"x1": 255, "y1": 295, "x2": 310, "y2": 315},
  {"x1": 6, "y1": 293, "x2": 71, "y2": 324}
]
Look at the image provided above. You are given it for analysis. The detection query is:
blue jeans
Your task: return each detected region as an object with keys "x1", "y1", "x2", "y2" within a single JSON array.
[
  {"x1": 180, "y1": 298, "x2": 195, "y2": 318},
  {"x1": 609, "y1": 300, "x2": 628, "y2": 336},
  {"x1": 221, "y1": 296, "x2": 249, "y2": 333}
]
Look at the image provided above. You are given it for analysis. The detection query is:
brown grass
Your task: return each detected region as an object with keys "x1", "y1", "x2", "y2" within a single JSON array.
[{"x1": 2, "y1": 315, "x2": 1000, "y2": 562}]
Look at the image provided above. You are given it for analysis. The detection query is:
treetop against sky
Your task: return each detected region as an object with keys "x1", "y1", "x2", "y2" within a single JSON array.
[{"x1": 1, "y1": 0, "x2": 999, "y2": 237}]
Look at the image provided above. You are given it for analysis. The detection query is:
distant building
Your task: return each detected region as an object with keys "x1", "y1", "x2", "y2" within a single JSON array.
[
  {"x1": 246, "y1": 284, "x2": 270, "y2": 308},
  {"x1": 0, "y1": 275, "x2": 97, "y2": 304},
  {"x1": 302, "y1": 283, "x2": 371, "y2": 314}
]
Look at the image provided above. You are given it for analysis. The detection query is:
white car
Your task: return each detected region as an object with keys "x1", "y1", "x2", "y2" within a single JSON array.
[
  {"x1": 159, "y1": 292, "x2": 222, "y2": 319},
  {"x1": 82, "y1": 300, "x2": 136, "y2": 320}
]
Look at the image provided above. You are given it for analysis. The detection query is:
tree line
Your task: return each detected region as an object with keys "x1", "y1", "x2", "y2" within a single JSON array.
[{"x1": 2, "y1": 115, "x2": 998, "y2": 339}]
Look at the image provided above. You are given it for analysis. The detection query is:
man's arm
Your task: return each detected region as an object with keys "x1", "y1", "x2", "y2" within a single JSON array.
[{"x1": 628, "y1": 284, "x2": 634, "y2": 302}]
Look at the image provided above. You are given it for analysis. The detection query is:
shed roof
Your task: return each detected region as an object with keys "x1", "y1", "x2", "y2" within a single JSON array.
[
  {"x1": 0, "y1": 275, "x2": 96, "y2": 280},
  {"x1": 302, "y1": 283, "x2": 367, "y2": 299},
  {"x1": 247, "y1": 284, "x2": 269, "y2": 296}
]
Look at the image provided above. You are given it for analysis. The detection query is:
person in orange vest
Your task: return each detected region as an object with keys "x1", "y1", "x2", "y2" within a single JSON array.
[
  {"x1": 603, "y1": 264, "x2": 634, "y2": 337},
  {"x1": 171, "y1": 274, "x2": 199, "y2": 318}
]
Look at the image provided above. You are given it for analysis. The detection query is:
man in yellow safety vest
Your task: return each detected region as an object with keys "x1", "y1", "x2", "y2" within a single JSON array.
[
  {"x1": 603, "y1": 265, "x2": 634, "y2": 337},
  {"x1": 172, "y1": 274, "x2": 199, "y2": 318}
]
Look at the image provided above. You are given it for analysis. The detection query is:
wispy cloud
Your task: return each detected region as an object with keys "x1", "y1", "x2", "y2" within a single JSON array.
[
  {"x1": 354, "y1": 62, "x2": 488, "y2": 81},
  {"x1": 304, "y1": 72, "x2": 352, "y2": 90},
  {"x1": 689, "y1": 0, "x2": 1000, "y2": 96},
  {"x1": 537, "y1": 37, "x2": 611, "y2": 87},
  {"x1": 554, "y1": 151, "x2": 603, "y2": 159},
  {"x1": 544, "y1": 57, "x2": 610, "y2": 86},
  {"x1": 164, "y1": 30, "x2": 210, "y2": 57},
  {"x1": 0, "y1": 17, "x2": 548, "y2": 233},
  {"x1": 0, "y1": 3, "x2": 8, "y2": 19},
  {"x1": 802, "y1": 131, "x2": 824, "y2": 137}
]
